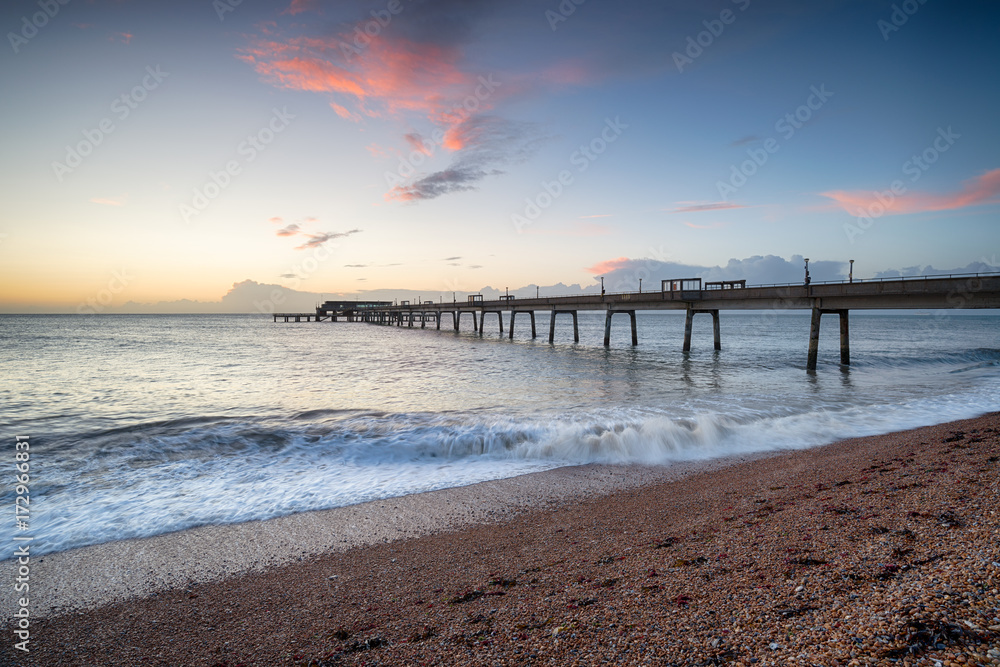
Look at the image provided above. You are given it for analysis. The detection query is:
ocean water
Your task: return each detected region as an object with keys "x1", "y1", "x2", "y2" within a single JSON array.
[{"x1": 1, "y1": 311, "x2": 999, "y2": 560}]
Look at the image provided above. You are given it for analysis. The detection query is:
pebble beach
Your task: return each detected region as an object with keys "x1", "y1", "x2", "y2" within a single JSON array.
[{"x1": 4, "y1": 414, "x2": 999, "y2": 666}]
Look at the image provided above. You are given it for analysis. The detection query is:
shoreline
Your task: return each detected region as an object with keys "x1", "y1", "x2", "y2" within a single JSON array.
[
  {"x1": 1, "y1": 450, "x2": 774, "y2": 620},
  {"x1": 5, "y1": 414, "x2": 999, "y2": 666}
]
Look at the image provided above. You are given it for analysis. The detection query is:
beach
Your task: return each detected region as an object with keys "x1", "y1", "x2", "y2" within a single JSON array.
[{"x1": 4, "y1": 414, "x2": 998, "y2": 666}]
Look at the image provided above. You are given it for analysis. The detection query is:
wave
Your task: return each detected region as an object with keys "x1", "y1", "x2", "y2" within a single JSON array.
[{"x1": 6, "y1": 377, "x2": 999, "y2": 559}]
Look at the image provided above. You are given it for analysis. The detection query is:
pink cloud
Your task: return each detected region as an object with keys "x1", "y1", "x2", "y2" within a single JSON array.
[
  {"x1": 330, "y1": 102, "x2": 361, "y2": 122},
  {"x1": 671, "y1": 201, "x2": 746, "y2": 213},
  {"x1": 276, "y1": 224, "x2": 301, "y2": 237},
  {"x1": 822, "y1": 168, "x2": 1000, "y2": 216},
  {"x1": 268, "y1": 216, "x2": 283, "y2": 224},
  {"x1": 586, "y1": 257, "x2": 632, "y2": 275},
  {"x1": 112, "y1": 32, "x2": 133, "y2": 45},
  {"x1": 404, "y1": 133, "x2": 431, "y2": 155}
]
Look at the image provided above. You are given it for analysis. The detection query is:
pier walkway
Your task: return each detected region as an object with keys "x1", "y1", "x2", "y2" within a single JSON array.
[{"x1": 274, "y1": 273, "x2": 1000, "y2": 370}]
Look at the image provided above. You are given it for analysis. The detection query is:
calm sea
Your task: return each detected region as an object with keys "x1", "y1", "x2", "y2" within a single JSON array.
[{"x1": 2, "y1": 312, "x2": 998, "y2": 559}]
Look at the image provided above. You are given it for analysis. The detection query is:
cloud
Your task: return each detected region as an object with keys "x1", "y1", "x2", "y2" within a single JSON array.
[
  {"x1": 279, "y1": 273, "x2": 299, "y2": 279},
  {"x1": 282, "y1": 0, "x2": 318, "y2": 15},
  {"x1": 268, "y1": 216, "x2": 283, "y2": 224},
  {"x1": 586, "y1": 257, "x2": 632, "y2": 275},
  {"x1": 276, "y1": 224, "x2": 301, "y2": 236},
  {"x1": 90, "y1": 196, "x2": 127, "y2": 206},
  {"x1": 822, "y1": 168, "x2": 1000, "y2": 216},
  {"x1": 731, "y1": 135, "x2": 760, "y2": 147},
  {"x1": 344, "y1": 264, "x2": 368, "y2": 268},
  {"x1": 671, "y1": 201, "x2": 746, "y2": 213},
  {"x1": 294, "y1": 228, "x2": 361, "y2": 250},
  {"x1": 112, "y1": 32, "x2": 133, "y2": 45},
  {"x1": 443, "y1": 256, "x2": 462, "y2": 261},
  {"x1": 405, "y1": 133, "x2": 431, "y2": 155},
  {"x1": 590, "y1": 254, "x2": 846, "y2": 290},
  {"x1": 386, "y1": 116, "x2": 547, "y2": 201}
]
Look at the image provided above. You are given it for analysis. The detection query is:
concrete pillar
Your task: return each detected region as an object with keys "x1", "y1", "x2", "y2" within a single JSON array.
[
  {"x1": 549, "y1": 310, "x2": 557, "y2": 343},
  {"x1": 478, "y1": 310, "x2": 485, "y2": 336},
  {"x1": 496, "y1": 311, "x2": 504, "y2": 334},
  {"x1": 436, "y1": 312, "x2": 441, "y2": 330},
  {"x1": 421, "y1": 313, "x2": 426, "y2": 328},
  {"x1": 453, "y1": 311, "x2": 459, "y2": 331},
  {"x1": 807, "y1": 307, "x2": 822, "y2": 370},
  {"x1": 604, "y1": 310, "x2": 639, "y2": 346},
  {"x1": 572, "y1": 311, "x2": 579, "y2": 343},
  {"x1": 683, "y1": 309, "x2": 694, "y2": 352},
  {"x1": 712, "y1": 310, "x2": 721, "y2": 351},
  {"x1": 839, "y1": 310, "x2": 850, "y2": 365},
  {"x1": 509, "y1": 311, "x2": 516, "y2": 339},
  {"x1": 529, "y1": 311, "x2": 536, "y2": 338}
]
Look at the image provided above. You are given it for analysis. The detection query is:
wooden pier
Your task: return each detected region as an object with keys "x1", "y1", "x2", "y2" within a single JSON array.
[{"x1": 275, "y1": 274, "x2": 1000, "y2": 370}]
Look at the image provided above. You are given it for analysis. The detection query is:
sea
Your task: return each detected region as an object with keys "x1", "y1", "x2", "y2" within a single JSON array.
[{"x1": 2, "y1": 311, "x2": 999, "y2": 561}]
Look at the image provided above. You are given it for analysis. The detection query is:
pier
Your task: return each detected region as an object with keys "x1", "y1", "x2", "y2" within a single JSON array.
[{"x1": 275, "y1": 273, "x2": 1000, "y2": 370}]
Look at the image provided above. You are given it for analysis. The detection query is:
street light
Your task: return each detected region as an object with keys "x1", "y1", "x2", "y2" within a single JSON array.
[
  {"x1": 804, "y1": 258, "x2": 811, "y2": 285},
  {"x1": 600, "y1": 276, "x2": 605, "y2": 296},
  {"x1": 849, "y1": 259, "x2": 855, "y2": 283},
  {"x1": 639, "y1": 278, "x2": 642, "y2": 293}
]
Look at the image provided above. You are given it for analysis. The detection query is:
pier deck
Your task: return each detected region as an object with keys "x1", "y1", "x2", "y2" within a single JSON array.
[{"x1": 277, "y1": 273, "x2": 1000, "y2": 370}]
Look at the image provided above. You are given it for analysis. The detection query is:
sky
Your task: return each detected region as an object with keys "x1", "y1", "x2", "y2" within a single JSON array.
[{"x1": 1, "y1": 0, "x2": 998, "y2": 313}]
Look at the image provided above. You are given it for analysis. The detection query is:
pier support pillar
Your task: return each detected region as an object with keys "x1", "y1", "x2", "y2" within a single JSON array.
[
  {"x1": 603, "y1": 310, "x2": 639, "y2": 346},
  {"x1": 839, "y1": 310, "x2": 850, "y2": 365},
  {"x1": 436, "y1": 312, "x2": 441, "y2": 330},
  {"x1": 683, "y1": 310, "x2": 694, "y2": 352},
  {"x1": 548, "y1": 311, "x2": 580, "y2": 343},
  {"x1": 453, "y1": 311, "x2": 459, "y2": 331},
  {"x1": 683, "y1": 309, "x2": 721, "y2": 351},
  {"x1": 807, "y1": 308, "x2": 851, "y2": 370},
  {"x1": 509, "y1": 311, "x2": 535, "y2": 340},
  {"x1": 479, "y1": 310, "x2": 503, "y2": 335}
]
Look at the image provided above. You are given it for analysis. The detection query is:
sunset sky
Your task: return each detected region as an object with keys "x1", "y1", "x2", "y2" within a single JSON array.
[{"x1": 1, "y1": 0, "x2": 998, "y2": 312}]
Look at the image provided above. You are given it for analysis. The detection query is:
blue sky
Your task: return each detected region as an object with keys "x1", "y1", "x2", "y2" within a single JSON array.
[{"x1": 1, "y1": 0, "x2": 998, "y2": 311}]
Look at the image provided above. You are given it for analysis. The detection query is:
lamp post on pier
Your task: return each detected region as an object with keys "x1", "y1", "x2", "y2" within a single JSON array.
[{"x1": 849, "y1": 259, "x2": 854, "y2": 283}]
